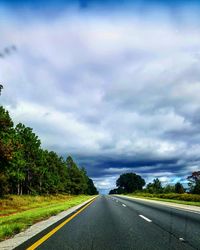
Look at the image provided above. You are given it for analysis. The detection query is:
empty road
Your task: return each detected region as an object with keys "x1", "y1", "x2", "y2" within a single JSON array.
[{"x1": 16, "y1": 195, "x2": 200, "y2": 250}]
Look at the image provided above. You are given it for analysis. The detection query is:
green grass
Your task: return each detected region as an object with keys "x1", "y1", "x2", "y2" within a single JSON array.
[
  {"x1": 0, "y1": 194, "x2": 94, "y2": 241},
  {"x1": 124, "y1": 193, "x2": 200, "y2": 206}
]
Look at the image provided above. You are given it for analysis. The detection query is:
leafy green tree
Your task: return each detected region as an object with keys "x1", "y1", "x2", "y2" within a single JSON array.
[
  {"x1": 66, "y1": 156, "x2": 87, "y2": 194},
  {"x1": 56, "y1": 155, "x2": 71, "y2": 193},
  {"x1": 80, "y1": 167, "x2": 90, "y2": 194},
  {"x1": 116, "y1": 173, "x2": 145, "y2": 193},
  {"x1": 0, "y1": 106, "x2": 14, "y2": 195},
  {"x1": 109, "y1": 188, "x2": 118, "y2": 195},
  {"x1": 193, "y1": 181, "x2": 200, "y2": 194},
  {"x1": 41, "y1": 151, "x2": 66, "y2": 194},
  {"x1": 0, "y1": 172, "x2": 9, "y2": 196},
  {"x1": 175, "y1": 182, "x2": 184, "y2": 194},
  {"x1": 187, "y1": 171, "x2": 200, "y2": 194},
  {"x1": 163, "y1": 184, "x2": 175, "y2": 193},
  {"x1": 146, "y1": 178, "x2": 163, "y2": 193},
  {"x1": 109, "y1": 187, "x2": 124, "y2": 194},
  {"x1": 0, "y1": 106, "x2": 14, "y2": 164},
  {"x1": 15, "y1": 123, "x2": 41, "y2": 194},
  {"x1": 8, "y1": 144, "x2": 26, "y2": 195},
  {"x1": 87, "y1": 178, "x2": 98, "y2": 195},
  {"x1": 0, "y1": 106, "x2": 13, "y2": 131}
]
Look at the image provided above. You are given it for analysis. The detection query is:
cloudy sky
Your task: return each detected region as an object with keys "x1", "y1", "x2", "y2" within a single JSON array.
[{"x1": 1, "y1": 0, "x2": 200, "y2": 193}]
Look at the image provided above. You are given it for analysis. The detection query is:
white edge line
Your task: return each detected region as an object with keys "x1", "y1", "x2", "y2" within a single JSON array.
[{"x1": 139, "y1": 214, "x2": 152, "y2": 222}]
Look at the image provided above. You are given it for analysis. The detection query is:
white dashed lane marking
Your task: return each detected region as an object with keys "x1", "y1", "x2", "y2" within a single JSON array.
[{"x1": 139, "y1": 215, "x2": 152, "y2": 222}]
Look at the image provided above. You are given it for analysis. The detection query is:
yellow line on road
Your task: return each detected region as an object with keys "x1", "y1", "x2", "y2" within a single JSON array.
[{"x1": 27, "y1": 197, "x2": 97, "y2": 250}]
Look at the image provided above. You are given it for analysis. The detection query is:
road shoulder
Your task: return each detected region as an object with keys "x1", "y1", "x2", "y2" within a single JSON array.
[
  {"x1": 116, "y1": 195, "x2": 200, "y2": 214},
  {"x1": 0, "y1": 197, "x2": 96, "y2": 250}
]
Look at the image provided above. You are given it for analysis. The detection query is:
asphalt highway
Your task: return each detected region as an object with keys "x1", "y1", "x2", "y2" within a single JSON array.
[{"x1": 16, "y1": 195, "x2": 200, "y2": 250}]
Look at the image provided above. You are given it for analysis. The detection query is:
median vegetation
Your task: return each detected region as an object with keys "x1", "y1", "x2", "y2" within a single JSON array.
[
  {"x1": 109, "y1": 172, "x2": 200, "y2": 205},
  {"x1": 0, "y1": 194, "x2": 93, "y2": 241},
  {"x1": 126, "y1": 192, "x2": 200, "y2": 206}
]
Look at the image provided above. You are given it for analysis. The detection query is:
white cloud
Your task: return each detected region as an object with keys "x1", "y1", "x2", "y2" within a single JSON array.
[
  {"x1": 93, "y1": 175, "x2": 118, "y2": 190},
  {"x1": 1, "y1": 7, "x2": 200, "y2": 190},
  {"x1": 7, "y1": 101, "x2": 108, "y2": 154}
]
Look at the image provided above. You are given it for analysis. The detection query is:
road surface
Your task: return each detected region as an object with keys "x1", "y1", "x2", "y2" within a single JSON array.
[{"x1": 16, "y1": 195, "x2": 200, "y2": 250}]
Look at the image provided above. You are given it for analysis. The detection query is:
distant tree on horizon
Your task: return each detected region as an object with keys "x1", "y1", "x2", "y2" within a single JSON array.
[
  {"x1": 116, "y1": 173, "x2": 145, "y2": 193},
  {"x1": 146, "y1": 178, "x2": 163, "y2": 194},
  {"x1": 187, "y1": 171, "x2": 200, "y2": 194},
  {"x1": 163, "y1": 184, "x2": 175, "y2": 193},
  {"x1": 175, "y1": 182, "x2": 185, "y2": 194}
]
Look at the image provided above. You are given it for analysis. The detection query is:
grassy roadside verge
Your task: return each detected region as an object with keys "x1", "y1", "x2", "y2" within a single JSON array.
[
  {"x1": 0, "y1": 194, "x2": 94, "y2": 241},
  {"x1": 123, "y1": 193, "x2": 200, "y2": 207}
]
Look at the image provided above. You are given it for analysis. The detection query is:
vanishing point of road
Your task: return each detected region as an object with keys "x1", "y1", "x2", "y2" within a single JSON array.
[{"x1": 16, "y1": 195, "x2": 200, "y2": 250}]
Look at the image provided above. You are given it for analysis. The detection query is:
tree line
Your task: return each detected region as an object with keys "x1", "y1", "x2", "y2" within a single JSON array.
[
  {"x1": 109, "y1": 172, "x2": 200, "y2": 195},
  {"x1": 0, "y1": 105, "x2": 98, "y2": 196}
]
